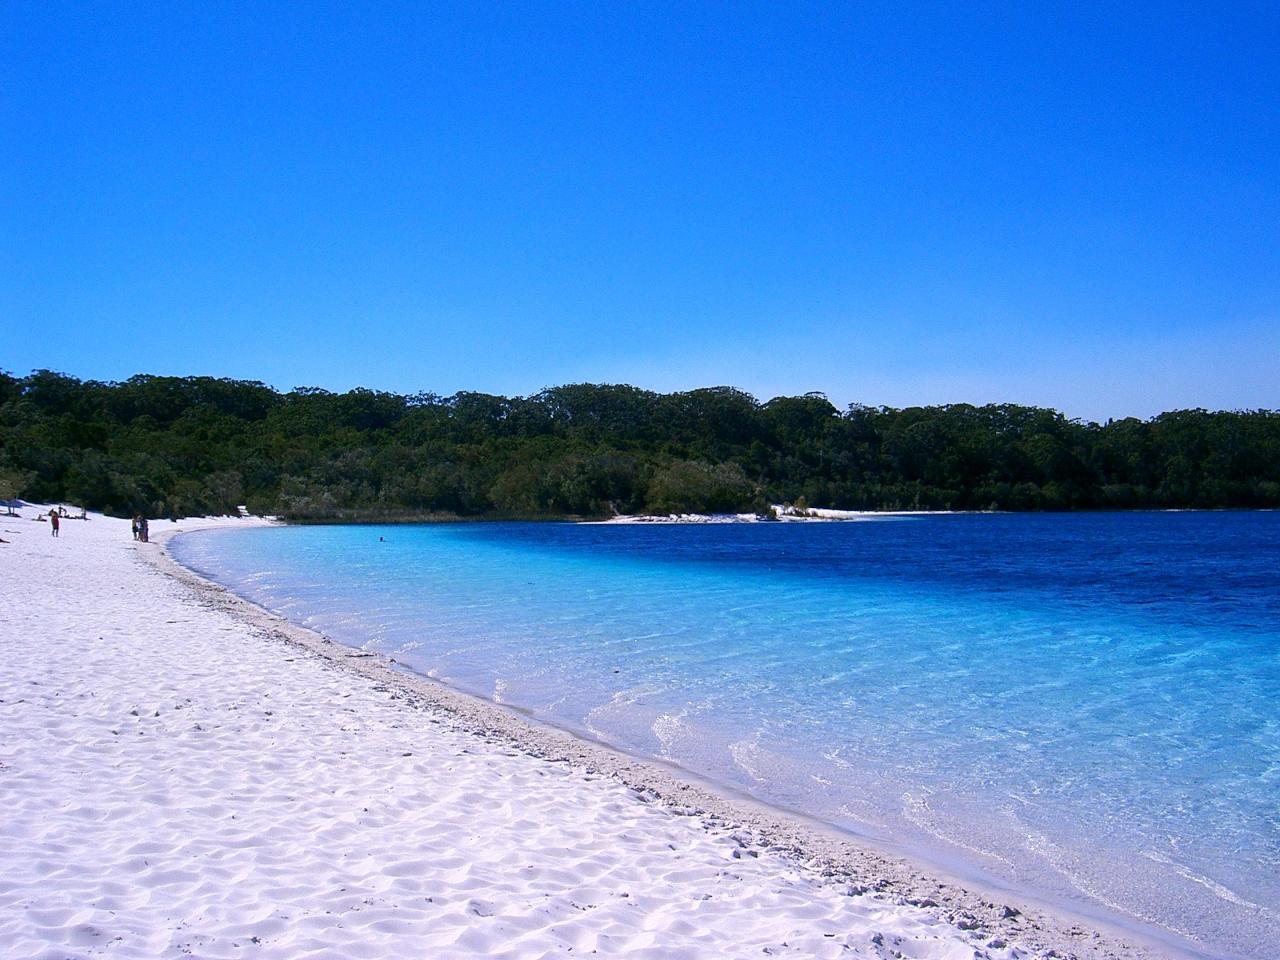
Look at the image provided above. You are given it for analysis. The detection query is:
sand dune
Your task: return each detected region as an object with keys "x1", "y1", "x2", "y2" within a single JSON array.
[{"x1": 0, "y1": 507, "x2": 1168, "y2": 958}]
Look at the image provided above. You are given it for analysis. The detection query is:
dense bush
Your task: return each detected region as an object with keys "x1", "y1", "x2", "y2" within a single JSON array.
[{"x1": 1, "y1": 370, "x2": 1277, "y2": 519}]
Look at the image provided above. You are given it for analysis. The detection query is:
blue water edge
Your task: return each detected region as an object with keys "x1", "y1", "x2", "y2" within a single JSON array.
[{"x1": 172, "y1": 513, "x2": 1280, "y2": 959}]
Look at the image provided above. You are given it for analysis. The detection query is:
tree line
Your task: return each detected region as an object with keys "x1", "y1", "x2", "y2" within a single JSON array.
[{"x1": 1, "y1": 370, "x2": 1277, "y2": 520}]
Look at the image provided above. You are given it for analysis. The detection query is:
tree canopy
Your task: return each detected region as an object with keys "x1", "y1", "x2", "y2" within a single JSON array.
[{"x1": 1, "y1": 370, "x2": 1277, "y2": 519}]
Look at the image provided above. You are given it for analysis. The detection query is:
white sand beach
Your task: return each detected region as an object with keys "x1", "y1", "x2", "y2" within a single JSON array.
[{"x1": 0, "y1": 506, "x2": 1175, "y2": 959}]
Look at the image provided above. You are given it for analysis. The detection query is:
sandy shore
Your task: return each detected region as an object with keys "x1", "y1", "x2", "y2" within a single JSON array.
[
  {"x1": 0, "y1": 506, "x2": 1179, "y2": 959},
  {"x1": 591, "y1": 508, "x2": 966, "y2": 523}
]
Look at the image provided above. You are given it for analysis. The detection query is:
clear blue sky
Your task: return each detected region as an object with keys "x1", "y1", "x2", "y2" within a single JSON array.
[{"x1": 2, "y1": 2, "x2": 1276, "y2": 421}]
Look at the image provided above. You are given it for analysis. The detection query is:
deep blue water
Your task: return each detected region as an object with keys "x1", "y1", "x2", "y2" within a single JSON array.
[{"x1": 173, "y1": 513, "x2": 1280, "y2": 959}]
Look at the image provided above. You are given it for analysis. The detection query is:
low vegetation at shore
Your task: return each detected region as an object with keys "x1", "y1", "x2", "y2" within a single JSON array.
[{"x1": 2, "y1": 370, "x2": 1277, "y2": 519}]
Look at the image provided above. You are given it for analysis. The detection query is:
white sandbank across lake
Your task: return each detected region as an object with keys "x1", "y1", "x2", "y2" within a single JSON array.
[
  {"x1": 0, "y1": 506, "x2": 1182, "y2": 959},
  {"x1": 591, "y1": 507, "x2": 967, "y2": 523}
]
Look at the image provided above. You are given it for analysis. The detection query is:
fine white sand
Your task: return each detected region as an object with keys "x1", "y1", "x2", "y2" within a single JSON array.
[{"x1": 0, "y1": 506, "x2": 1172, "y2": 959}]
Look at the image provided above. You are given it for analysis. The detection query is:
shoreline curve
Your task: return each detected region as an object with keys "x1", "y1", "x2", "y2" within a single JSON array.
[{"x1": 153, "y1": 520, "x2": 1200, "y2": 960}]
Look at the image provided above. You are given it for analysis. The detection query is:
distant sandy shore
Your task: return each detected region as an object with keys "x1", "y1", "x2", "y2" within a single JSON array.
[
  {"x1": 591, "y1": 507, "x2": 970, "y2": 523},
  {"x1": 0, "y1": 505, "x2": 1181, "y2": 959}
]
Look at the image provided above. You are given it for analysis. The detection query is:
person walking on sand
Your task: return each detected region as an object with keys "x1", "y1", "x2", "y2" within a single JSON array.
[
  {"x1": 131, "y1": 514, "x2": 140, "y2": 541},
  {"x1": 49, "y1": 508, "x2": 60, "y2": 538},
  {"x1": 139, "y1": 516, "x2": 149, "y2": 543}
]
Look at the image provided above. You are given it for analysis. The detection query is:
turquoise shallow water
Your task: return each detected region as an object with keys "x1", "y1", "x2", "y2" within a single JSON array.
[{"x1": 173, "y1": 513, "x2": 1280, "y2": 959}]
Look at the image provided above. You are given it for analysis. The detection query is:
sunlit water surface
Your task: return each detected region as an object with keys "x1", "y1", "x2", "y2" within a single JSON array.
[{"x1": 173, "y1": 513, "x2": 1280, "y2": 959}]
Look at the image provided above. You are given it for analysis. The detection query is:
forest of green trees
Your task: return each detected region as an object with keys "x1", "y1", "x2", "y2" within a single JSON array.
[{"x1": 1, "y1": 370, "x2": 1277, "y2": 520}]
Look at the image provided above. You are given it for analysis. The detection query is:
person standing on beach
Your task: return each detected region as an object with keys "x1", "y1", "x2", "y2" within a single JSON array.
[
  {"x1": 49, "y1": 508, "x2": 60, "y2": 538},
  {"x1": 131, "y1": 514, "x2": 140, "y2": 540},
  {"x1": 139, "y1": 516, "x2": 149, "y2": 543}
]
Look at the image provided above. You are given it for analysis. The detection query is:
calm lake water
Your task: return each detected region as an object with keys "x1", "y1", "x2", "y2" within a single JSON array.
[{"x1": 173, "y1": 513, "x2": 1280, "y2": 959}]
